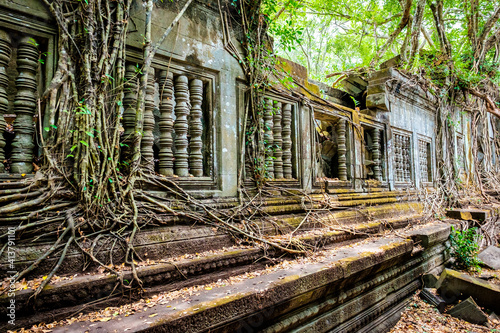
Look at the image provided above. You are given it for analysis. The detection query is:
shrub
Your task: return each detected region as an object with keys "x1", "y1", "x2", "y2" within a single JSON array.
[{"x1": 449, "y1": 226, "x2": 483, "y2": 271}]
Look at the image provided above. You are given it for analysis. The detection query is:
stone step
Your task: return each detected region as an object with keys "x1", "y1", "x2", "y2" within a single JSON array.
[
  {"x1": 445, "y1": 208, "x2": 490, "y2": 221},
  {"x1": 0, "y1": 214, "x2": 431, "y2": 330},
  {"x1": 1, "y1": 200, "x2": 423, "y2": 278},
  {"x1": 45, "y1": 223, "x2": 450, "y2": 333}
]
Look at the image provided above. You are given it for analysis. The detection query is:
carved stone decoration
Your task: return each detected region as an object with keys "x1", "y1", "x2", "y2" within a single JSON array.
[
  {"x1": 273, "y1": 100, "x2": 283, "y2": 179},
  {"x1": 403, "y1": 136, "x2": 411, "y2": 182},
  {"x1": 457, "y1": 135, "x2": 464, "y2": 169},
  {"x1": 282, "y1": 103, "x2": 293, "y2": 179},
  {"x1": 189, "y1": 79, "x2": 204, "y2": 177},
  {"x1": 141, "y1": 67, "x2": 156, "y2": 168},
  {"x1": 264, "y1": 98, "x2": 274, "y2": 179},
  {"x1": 0, "y1": 30, "x2": 12, "y2": 173},
  {"x1": 336, "y1": 119, "x2": 347, "y2": 181},
  {"x1": 122, "y1": 64, "x2": 139, "y2": 158},
  {"x1": 158, "y1": 70, "x2": 175, "y2": 176},
  {"x1": 371, "y1": 128, "x2": 382, "y2": 181},
  {"x1": 394, "y1": 134, "x2": 402, "y2": 182},
  {"x1": 394, "y1": 133, "x2": 411, "y2": 182},
  {"x1": 174, "y1": 75, "x2": 189, "y2": 177},
  {"x1": 11, "y1": 37, "x2": 39, "y2": 174},
  {"x1": 419, "y1": 139, "x2": 431, "y2": 182}
]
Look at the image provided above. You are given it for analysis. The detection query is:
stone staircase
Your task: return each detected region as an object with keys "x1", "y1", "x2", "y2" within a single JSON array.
[
  {"x1": 0, "y1": 188, "x2": 438, "y2": 331},
  {"x1": 45, "y1": 223, "x2": 450, "y2": 333}
]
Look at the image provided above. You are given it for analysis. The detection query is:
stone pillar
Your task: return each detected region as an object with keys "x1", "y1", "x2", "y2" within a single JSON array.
[
  {"x1": 371, "y1": 128, "x2": 382, "y2": 181},
  {"x1": 173, "y1": 75, "x2": 189, "y2": 177},
  {"x1": 273, "y1": 100, "x2": 283, "y2": 179},
  {"x1": 141, "y1": 67, "x2": 155, "y2": 168},
  {"x1": 264, "y1": 98, "x2": 274, "y2": 179},
  {"x1": 336, "y1": 119, "x2": 347, "y2": 181},
  {"x1": 158, "y1": 70, "x2": 174, "y2": 176},
  {"x1": 11, "y1": 37, "x2": 38, "y2": 174},
  {"x1": 122, "y1": 64, "x2": 138, "y2": 159},
  {"x1": 282, "y1": 103, "x2": 293, "y2": 179},
  {"x1": 0, "y1": 30, "x2": 11, "y2": 173},
  {"x1": 189, "y1": 79, "x2": 203, "y2": 177}
]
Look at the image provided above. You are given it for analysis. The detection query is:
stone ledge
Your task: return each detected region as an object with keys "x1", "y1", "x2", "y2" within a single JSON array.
[
  {"x1": 436, "y1": 268, "x2": 500, "y2": 313},
  {"x1": 407, "y1": 223, "x2": 450, "y2": 248},
  {"x1": 48, "y1": 223, "x2": 450, "y2": 332},
  {"x1": 1, "y1": 212, "x2": 423, "y2": 328},
  {"x1": 445, "y1": 209, "x2": 490, "y2": 221}
]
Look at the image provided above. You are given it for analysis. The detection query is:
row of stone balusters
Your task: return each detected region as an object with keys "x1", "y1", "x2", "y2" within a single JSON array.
[
  {"x1": 394, "y1": 134, "x2": 411, "y2": 182},
  {"x1": 122, "y1": 65, "x2": 204, "y2": 177},
  {"x1": 418, "y1": 139, "x2": 429, "y2": 182},
  {"x1": 0, "y1": 30, "x2": 38, "y2": 174},
  {"x1": 263, "y1": 98, "x2": 293, "y2": 179}
]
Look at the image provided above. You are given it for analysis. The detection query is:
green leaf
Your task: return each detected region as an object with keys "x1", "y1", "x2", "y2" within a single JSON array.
[{"x1": 80, "y1": 140, "x2": 89, "y2": 147}]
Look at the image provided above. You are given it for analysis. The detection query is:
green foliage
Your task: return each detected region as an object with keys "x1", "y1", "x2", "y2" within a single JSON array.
[
  {"x1": 449, "y1": 226, "x2": 483, "y2": 271},
  {"x1": 265, "y1": 0, "x2": 500, "y2": 88}
]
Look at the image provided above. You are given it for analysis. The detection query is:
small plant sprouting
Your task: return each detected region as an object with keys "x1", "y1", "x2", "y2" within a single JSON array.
[{"x1": 449, "y1": 226, "x2": 483, "y2": 272}]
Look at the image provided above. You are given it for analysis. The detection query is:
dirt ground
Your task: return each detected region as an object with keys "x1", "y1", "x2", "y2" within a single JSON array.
[{"x1": 391, "y1": 290, "x2": 500, "y2": 333}]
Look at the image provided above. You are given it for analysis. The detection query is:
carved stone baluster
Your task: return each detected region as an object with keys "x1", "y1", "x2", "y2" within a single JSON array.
[
  {"x1": 282, "y1": 103, "x2": 293, "y2": 179},
  {"x1": 264, "y1": 98, "x2": 274, "y2": 179},
  {"x1": 0, "y1": 30, "x2": 11, "y2": 173},
  {"x1": 273, "y1": 100, "x2": 283, "y2": 179},
  {"x1": 336, "y1": 119, "x2": 347, "y2": 181},
  {"x1": 404, "y1": 137, "x2": 411, "y2": 182},
  {"x1": 141, "y1": 67, "x2": 155, "y2": 168},
  {"x1": 158, "y1": 70, "x2": 174, "y2": 176},
  {"x1": 122, "y1": 64, "x2": 138, "y2": 158},
  {"x1": 189, "y1": 79, "x2": 203, "y2": 177},
  {"x1": 371, "y1": 128, "x2": 382, "y2": 181},
  {"x1": 174, "y1": 75, "x2": 189, "y2": 177},
  {"x1": 11, "y1": 37, "x2": 38, "y2": 174},
  {"x1": 457, "y1": 136, "x2": 464, "y2": 168},
  {"x1": 419, "y1": 140, "x2": 427, "y2": 182}
]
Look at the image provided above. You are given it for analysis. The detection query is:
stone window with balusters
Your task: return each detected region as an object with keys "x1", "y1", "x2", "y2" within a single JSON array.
[
  {"x1": 393, "y1": 132, "x2": 412, "y2": 183},
  {"x1": 121, "y1": 59, "x2": 217, "y2": 189}
]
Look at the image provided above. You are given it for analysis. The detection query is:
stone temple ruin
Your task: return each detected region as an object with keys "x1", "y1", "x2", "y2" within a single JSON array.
[{"x1": 0, "y1": 0, "x2": 498, "y2": 332}]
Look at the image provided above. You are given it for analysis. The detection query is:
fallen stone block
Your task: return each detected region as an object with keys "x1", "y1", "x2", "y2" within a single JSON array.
[
  {"x1": 422, "y1": 273, "x2": 439, "y2": 288},
  {"x1": 446, "y1": 209, "x2": 489, "y2": 221},
  {"x1": 436, "y1": 268, "x2": 500, "y2": 313},
  {"x1": 477, "y1": 245, "x2": 500, "y2": 270},
  {"x1": 446, "y1": 297, "x2": 488, "y2": 326},
  {"x1": 408, "y1": 223, "x2": 450, "y2": 248},
  {"x1": 420, "y1": 288, "x2": 446, "y2": 313}
]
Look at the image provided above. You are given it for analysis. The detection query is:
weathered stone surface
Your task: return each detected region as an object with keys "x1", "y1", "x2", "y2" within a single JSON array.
[
  {"x1": 446, "y1": 297, "x2": 488, "y2": 326},
  {"x1": 445, "y1": 209, "x2": 490, "y2": 221},
  {"x1": 366, "y1": 93, "x2": 387, "y2": 110},
  {"x1": 436, "y1": 268, "x2": 500, "y2": 312},
  {"x1": 420, "y1": 288, "x2": 446, "y2": 313},
  {"x1": 422, "y1": 273, "x2": 439, "y2": 288},
  {"x1": 408, "y1": 223, "x2": 450, "y2": 248},
  {"x1": 477, "y1": 245, "x2": 500, "y2": 270},
  {"x1": 379, "y1": 55, "x2": 402, "y2": 69}
]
